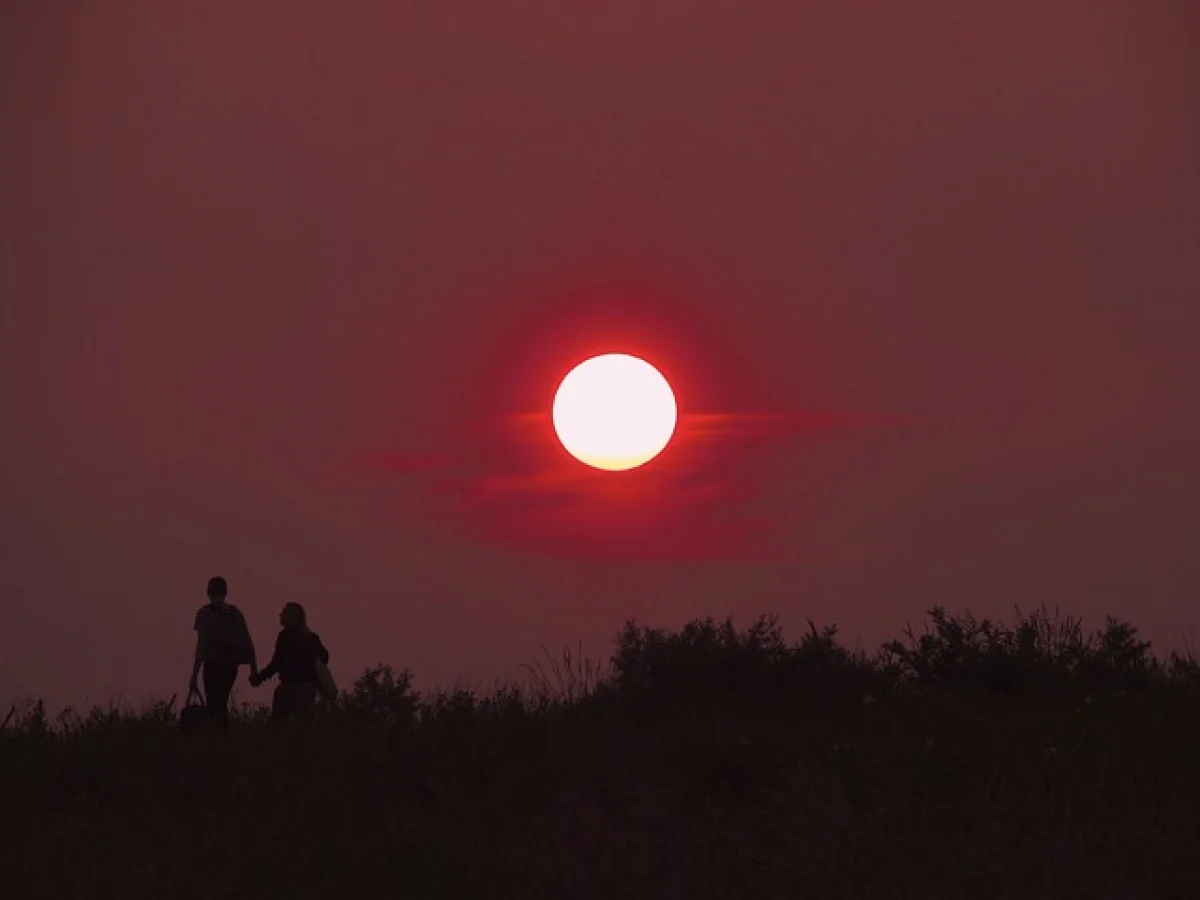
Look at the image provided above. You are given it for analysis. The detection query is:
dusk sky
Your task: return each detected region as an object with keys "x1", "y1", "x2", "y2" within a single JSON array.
[{"x1": 3, "y1": 2, "x2": 1197, "y2": 712}]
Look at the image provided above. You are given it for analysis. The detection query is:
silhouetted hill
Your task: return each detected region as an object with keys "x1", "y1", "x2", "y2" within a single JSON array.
[{"x1": 3, "y1": 606, "x2": 1199, "y2": 898}]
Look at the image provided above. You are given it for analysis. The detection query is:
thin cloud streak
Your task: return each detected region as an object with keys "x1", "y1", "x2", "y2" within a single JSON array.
[{"x1": 348, "y1": 407, "x2": 879, "y2": 561}]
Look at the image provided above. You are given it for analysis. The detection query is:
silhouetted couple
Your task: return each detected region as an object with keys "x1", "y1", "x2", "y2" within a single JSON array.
[{"x1": 188, "y1": 576, "x2": 331, "y2": 728}]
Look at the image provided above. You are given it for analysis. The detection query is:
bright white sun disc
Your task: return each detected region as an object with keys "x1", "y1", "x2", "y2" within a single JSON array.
[{"x1": 552, "y1": 354, "x2": 677, "y2": 471}]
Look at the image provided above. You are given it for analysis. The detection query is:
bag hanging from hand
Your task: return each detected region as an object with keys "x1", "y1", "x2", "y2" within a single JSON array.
[
  {"x1": 314, "y1": 658, "x2": 338, "y2": 701},
  {"x1": 179, "y1": 687, "x2": 210, "y2": 733}
]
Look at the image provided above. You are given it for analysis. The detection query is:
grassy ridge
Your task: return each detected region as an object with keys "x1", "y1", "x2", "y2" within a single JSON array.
[{"x1": 3, "y1": 605, "x2": 1200, "y2": 899}]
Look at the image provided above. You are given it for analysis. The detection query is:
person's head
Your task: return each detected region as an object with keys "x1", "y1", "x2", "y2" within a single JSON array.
[
  {"x1": 206, "y1": 576, "x2": 228, "y2": 604},
  {"x1": 280, "y1": 601, "x2": 307, "y2": 630}
]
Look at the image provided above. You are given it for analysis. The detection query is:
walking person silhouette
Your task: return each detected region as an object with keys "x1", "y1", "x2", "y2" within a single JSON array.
[
  {"x1": 188, "y1": 576, "x2": 258, "y2": 730},
  {"x1": 251, "y1": 602, "x2": 331, "y2": 719}
]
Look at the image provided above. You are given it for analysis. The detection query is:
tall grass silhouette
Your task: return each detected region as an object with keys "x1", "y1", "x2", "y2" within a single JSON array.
[{"x1": 3, "y1": 605, "x2": 1199, "y2": 898}]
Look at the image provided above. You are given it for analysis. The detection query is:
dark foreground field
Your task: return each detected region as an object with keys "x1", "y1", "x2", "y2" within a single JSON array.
[{"x1": 3, "y1": 607, "x2": 1200, "y2": 899}]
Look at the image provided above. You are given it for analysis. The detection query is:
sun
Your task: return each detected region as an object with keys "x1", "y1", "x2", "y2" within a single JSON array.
[{"x1": 552, "y1": 354, "x2": 678, "y2": 471}]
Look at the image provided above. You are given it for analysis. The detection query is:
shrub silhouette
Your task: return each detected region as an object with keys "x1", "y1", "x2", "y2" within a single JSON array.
[
  {"x1": 880, "y1": 604, "x2": 1166, "y2": 697},
  {"x1": 610, "y1": 614, "x2": 788, "y2": 697},
  {"x1": 338, "y1": 664, "x2": 419, "y2": 726},
  {"x1": 608, "y1": 613, "x2": 886, "y2": 715}
]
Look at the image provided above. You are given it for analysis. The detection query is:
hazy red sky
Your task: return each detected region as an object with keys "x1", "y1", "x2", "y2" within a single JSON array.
[{"x1": 3, "y1": 2, "x2": 1198, "y2": 711}]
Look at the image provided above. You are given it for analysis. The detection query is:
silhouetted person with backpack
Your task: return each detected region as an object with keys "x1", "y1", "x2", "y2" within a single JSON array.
[
  {"x1": 251, "y1": 601, "x2": 331, "y2": 719},
  {"x1": 188, "y1": 576, "x2": 258, "y2": 730}
]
